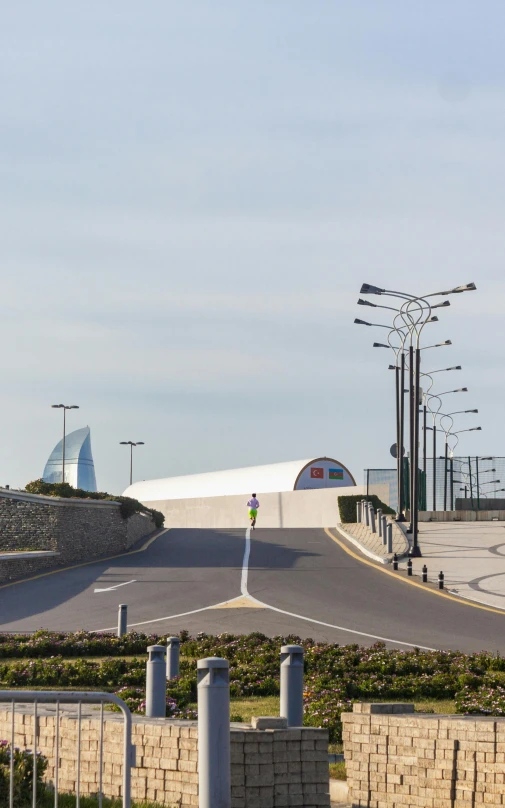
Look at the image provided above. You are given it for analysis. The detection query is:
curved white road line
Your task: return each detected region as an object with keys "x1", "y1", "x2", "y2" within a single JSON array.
[{"x1": 95, "y1": 527, "x2": 435, "y2": 649}]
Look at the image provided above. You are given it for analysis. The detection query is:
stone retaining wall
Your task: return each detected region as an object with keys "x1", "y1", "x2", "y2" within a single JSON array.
[
  {"x1": 0, "y1": 706, "x2": 330, "y2": 808},
  {"x1": 0, "y1": 489, "x2": 157, "y2": 583},
  {"x1": 343, "y1": 702, "x2": 505, "y2": 807}
]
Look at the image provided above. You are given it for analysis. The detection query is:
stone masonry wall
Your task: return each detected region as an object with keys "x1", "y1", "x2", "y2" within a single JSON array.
[
  {"x1": 0, "y1": 490, "x2": 157, "y2": 583},
  {"x1": 343, "y1": 703, "x2": 505, "y2": 807},
  {"x1": 0, "y1": 706, "x2": 330, "y2": 808}
]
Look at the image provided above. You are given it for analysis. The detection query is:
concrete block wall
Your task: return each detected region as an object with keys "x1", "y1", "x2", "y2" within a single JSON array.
[
  {"x1": 147, "y1": 485, "x2": 364, "y2": 530},
  {"x1": 343, "y1": 703, "x2": 505, "y2": 807},
  {"x1": 0, "y1": 707, "x2": 330, "y2": 808},
  {"x1": 0, "y1": 489, "x2": 156, "y2": 583}
]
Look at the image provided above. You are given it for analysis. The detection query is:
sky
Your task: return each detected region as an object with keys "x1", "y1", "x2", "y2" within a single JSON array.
[{"x1": 1, "y1": 2, "x2": 505, "y2": 494}]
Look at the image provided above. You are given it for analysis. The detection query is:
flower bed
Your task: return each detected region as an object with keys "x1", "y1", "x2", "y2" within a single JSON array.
[{"x1": 2, "y1": 631, "x2": 505, "y2": 741}]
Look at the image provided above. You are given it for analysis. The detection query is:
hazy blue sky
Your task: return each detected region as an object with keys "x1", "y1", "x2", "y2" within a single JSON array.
[{"x1": 1, "y1": 2, "x2": 504, "y2": 494}]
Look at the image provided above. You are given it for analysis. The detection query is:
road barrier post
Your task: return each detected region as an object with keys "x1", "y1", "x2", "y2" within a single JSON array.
[
  {"x1": 362, "y1": 500, "x2": 367, "y2": 524},
  {"x1": 356, "y1": 501, "x2": 362, "y2": 523},
  {"x1": 146, "y1": 645, "x2": 166, "y2": 717},
  {"x1": 280, "y1": 644, "x2": 304, "y2": 727},
  {"x1": 166, "y1": 636, "x2": 180, "y2": 679},
  {"x1": 393, "y1": 553, "x2": 398, "y2": 571},
  {"x1": 439, "y1": 571, "x2": 444, "y2": 590},
  {"x1": 377, "y1": 508, "x2": 383, "y2": 537},
  {"x1": 365, "y1": 502, "x2": 370, "y2": 527},
  {"x1": 118, "y1": 604, "x2": 127, "y2": 638},
  {"x1": 197, "y1": 657, "x2": 231, "y2": 808},
  {"x1": 382, "y1": 516, "x2": 387, "y2": 545},
  {"x1": 370, "y1": 507, "x2": 376, "y2": 534},
  {"x1": 387, "y1": 523, "x2": 393, "y2": 553},
  {"x1": 407, "y1": 558, "x2": 413, "y2": 576}
]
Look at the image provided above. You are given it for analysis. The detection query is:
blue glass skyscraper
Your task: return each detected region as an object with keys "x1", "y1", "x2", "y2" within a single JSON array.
[{"x1": 43, "y1": 426, "x2": 97, "y2": 491}]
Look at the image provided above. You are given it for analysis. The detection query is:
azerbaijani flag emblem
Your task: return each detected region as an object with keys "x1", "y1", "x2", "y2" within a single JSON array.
[{"x1": 329, "y1": 468, "x2": 344, "y2": 480}]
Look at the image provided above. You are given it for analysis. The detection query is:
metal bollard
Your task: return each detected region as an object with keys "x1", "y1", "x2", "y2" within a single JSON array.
[
  {"x1": 146, "y1": 645, "x2": 166, "y2": 718},
  {"x1": 439, "y1": 571, "x2": 444, "y2": 590},
  {"x1": 362, "y1": 500, "x2": 367, "y2": 524},
  {"x1": 198, "y1": 657, "x2": 231, "y2": 808},
  {"x1": 166, "y1": 636, "x2": 180, "y2": 680},
  {"x1": 377, "y1": 508, "x2": 383, "y2": 537},
  {"x1": 387, "y1": 523, "x2": 393, "y2": 553},
  {"x1": 422, "y1": 565, "x2": 428, "y2": 583},
  {"x1": 364, "y1": 502, "x2": 370, "y2": 527},
  {"x1": 117, "y1": 604, "x2": 127, "y2": 638},
  {"x1": 382, "y1": 516, "x2": 387, "y2": 545},
  {"x1": 393, "y1": 553, "x2": 398, "y2": 571},
  {"x1": 370, "y1": 507, "x2": 376, "y2": 534},
  {"x1": 407, "y1": 558, "x2": 413, "y2": 576},
  {"x1": 280, "y1": 644, "x2": 304, "y2": 727},
  {"x1": 356, "y1": 501, "x2": 362, "y2": 523}
]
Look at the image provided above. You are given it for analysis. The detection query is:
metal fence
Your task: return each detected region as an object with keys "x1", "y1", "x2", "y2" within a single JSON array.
[
  {"x1": 1, "y1": 690, "x2": 133, "y2": 808},
  {"x1": 366, "y1": 457, "x2": 505, "y2": 512}
]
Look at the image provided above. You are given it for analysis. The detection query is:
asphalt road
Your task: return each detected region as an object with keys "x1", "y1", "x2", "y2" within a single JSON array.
[{"x1": 1, "y1": 527, "x2": 505, "y2": 652}]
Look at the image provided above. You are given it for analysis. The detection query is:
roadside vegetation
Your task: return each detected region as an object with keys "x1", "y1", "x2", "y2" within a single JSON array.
[{"x1": 1, "y1": 631, "x2": 504, "y2": 745}]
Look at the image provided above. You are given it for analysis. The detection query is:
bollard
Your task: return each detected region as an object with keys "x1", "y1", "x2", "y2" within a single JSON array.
[
  {"x1": 370, "y1": 507, "x2": 376, "y2": 534},
  {"x1": 146, "y1": 645, "x2": 166, "y2": 718},
  {"x1": 362, "y1": 500, "x2": 367, "y2": 524},
  {"x1": 364, "y1": 502, "x2": 370, "y2": 527},
  {"x1": 407, "y1": 558, "x2": 413, "y2": 576},
  {"x1": 422, "y1": 565, "x2": 428, "y2": 583},
  {"x1": 393, "y1": 553, "x2": 398, "y2": 571},
  {"x1": 280, "y1": 644, "x2": 304, "y2": 727},
  {"x1": 166, "y1": 636, "x2": 180, "y2": 680},
  {"x1": 438, "y1": 571, "x2": 444, "y2": 590},
  {"x1": 382, "y1": 516, "x2": 387, "y2": 546},
  {"x1": 356, "y1": 501, "x2": 362, "y2": 523},
  {"x1": 377, "y1": 508, "x2": 383, "y2": 538},
  {"x1": 387, "y1": 523, "x2": 393, "y2": 553},
  {"x1": 198, "y1": 657, "x2": 231, "y2": 808},
  {"x1": 117, "y1": 604, "x2": 127, "y2": 638}
]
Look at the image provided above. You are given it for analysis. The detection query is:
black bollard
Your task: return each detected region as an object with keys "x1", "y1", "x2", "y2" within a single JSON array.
[
  {"x1": 393, "y1": 553, "x2": 398, "y2": 571},
  {"x1": 438, "y1": 571, "x2": 444, "y2": 590},
  {"x1": 422, "y1": 565, "x2": 428, "y2": 583},
  {"x1": 407, "y1": 558, "x2": 413, "y2": 577}
]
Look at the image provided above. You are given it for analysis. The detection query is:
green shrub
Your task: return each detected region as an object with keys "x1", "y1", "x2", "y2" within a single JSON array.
[
  {"x1": 338, "y1": 494, "x2": 395, "y2": 523},
  {"x1": 24, "y1": 480, "x2": 164, "y2": 528},
  {"x1": 0, "y1": 741, "x2": 48, "y2": 806}
]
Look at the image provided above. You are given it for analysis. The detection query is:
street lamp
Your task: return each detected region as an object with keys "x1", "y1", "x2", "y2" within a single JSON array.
[
  {"x1": 120, "y1": 441, "x2": 145, "y2": 487},
  {"x1": 51, "y1": 404, "x2": 79, "y2": 484}
]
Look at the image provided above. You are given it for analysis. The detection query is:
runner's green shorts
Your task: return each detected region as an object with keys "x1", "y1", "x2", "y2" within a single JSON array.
[{"x1": 249, "y1": 509, "x2": 258, "y2": 519}]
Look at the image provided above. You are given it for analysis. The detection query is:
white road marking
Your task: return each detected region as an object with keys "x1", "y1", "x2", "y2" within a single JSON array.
[
  {"x1": 94, "y1": 528, "x2": 435, "y2": 649},
  {"x1": 94, "y1": 579, "x2": 137, "y2": 593}
]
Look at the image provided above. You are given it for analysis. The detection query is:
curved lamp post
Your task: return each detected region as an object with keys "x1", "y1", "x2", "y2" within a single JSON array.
[
  {"x1": 120, "y1": 441, "x2": 145, "y2": 487},
  {"x1": 51, "y1": 404, "x2": 79, "y2": 484}
]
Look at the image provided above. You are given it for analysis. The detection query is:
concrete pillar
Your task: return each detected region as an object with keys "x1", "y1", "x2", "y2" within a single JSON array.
[
  {"x1": 280, "y1": 644, "x2": 304, "y2": 727},
  {"x1": 146, "y1": 645, "x2": 166, "y2": 717},
  {"x1": 197, "y1": 657, "x2": 231, "y2": 808},
  {"x1": 166, "y1": 637, "x2": 180, "y2": 680},
  {"x1": 387, "y1": 523, "x2": 393, "y2": 553},
  {"x1": 117, "y1": 604, "x2": 127, "y2": 638}
]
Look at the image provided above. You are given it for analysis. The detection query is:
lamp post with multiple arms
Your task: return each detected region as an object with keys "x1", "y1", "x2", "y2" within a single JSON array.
[
  {"x1": 51, "y1": 404, "x2": 79, "y2": 484},
  {"x1": 120, "y1": 441, "x2": 145, "y2": 487},
  {"x1": 355, "y1": 282, "x2": 476, "y2": 554}
]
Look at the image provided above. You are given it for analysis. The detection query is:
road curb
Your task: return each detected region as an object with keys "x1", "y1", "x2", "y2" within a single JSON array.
[{"x1": 335, "y1": 524, "x2": 390, "y2": 565}]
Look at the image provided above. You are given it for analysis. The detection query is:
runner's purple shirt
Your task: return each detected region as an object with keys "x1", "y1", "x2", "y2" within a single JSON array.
[{"x1": 247, "y1": 497, "x2": 260, "y2": 508}]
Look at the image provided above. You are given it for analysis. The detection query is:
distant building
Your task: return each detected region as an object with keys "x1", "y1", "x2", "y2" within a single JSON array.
[
  {"x1": 123, "y1": 457, "x2": 355, "y2": 501},
  {"x1": 42, "y1": 426, "x2": 97, "y2": 492}
]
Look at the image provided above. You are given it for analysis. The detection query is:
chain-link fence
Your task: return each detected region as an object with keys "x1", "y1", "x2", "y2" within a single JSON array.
[{"x1": 366, "y1": 457, "x2": 505, "y2": 512}]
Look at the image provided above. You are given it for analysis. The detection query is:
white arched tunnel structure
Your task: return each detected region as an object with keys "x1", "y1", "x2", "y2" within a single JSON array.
[{"x1": 124, "y1": 457, "x2": 362, "y2": 530}]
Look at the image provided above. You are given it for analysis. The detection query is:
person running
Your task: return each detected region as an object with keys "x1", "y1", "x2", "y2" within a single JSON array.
[{"x1": 247, "y1": 493, "x2": 260, "y2": 529}]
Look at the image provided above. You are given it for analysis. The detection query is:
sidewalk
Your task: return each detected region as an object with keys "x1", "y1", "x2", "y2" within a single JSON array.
[{"x1": 399, "y1": 522, "x2": 505, "y2": 611}]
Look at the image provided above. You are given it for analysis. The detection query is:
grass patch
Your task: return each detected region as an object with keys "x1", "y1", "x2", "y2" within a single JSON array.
[{"x1": 329, "y1": 761, "x2": 347, "y2": 780}]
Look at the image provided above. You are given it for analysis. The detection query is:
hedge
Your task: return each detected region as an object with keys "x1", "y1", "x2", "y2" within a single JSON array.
[
  {"x1": 24, "y1": 480, "x2": 164, "y2": 529},
  {"x1": 338, "y1": 494, "x2": 395, "y2": 523}
]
